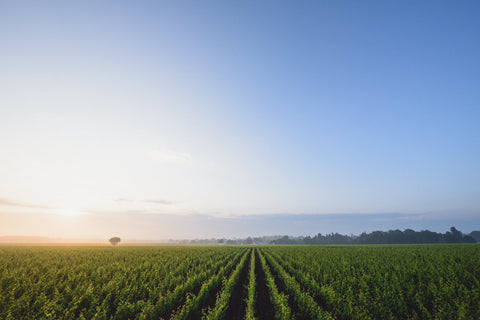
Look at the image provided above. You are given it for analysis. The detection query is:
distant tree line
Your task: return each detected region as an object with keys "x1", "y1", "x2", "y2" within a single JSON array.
[
  {"x1": 271, "y1": 227, "x2": 477, "y2": 245},
  {"x1": 177, "y1": 236, "x2": 277, "y2": 245},
  {"x1": 172, "y1": 227, "x2": 479, "y2": 245}
]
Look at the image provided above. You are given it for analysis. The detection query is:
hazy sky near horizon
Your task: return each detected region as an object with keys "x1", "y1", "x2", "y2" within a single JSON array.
[{"x1": 1, "y1": 1, "x2": 479, "y2": 239}]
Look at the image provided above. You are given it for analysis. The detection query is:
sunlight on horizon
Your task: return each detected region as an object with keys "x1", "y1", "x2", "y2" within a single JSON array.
[{"x1": 56, "y1": 209, "x2": 87, "y2": 217}]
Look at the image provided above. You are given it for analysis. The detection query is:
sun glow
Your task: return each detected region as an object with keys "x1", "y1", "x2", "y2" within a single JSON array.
[{"x1": 57, "y1": 209, "x2": 87, "y2": 217}]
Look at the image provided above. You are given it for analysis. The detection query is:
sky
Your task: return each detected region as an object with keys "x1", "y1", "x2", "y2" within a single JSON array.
[{"x1": 1, "y1": 1, "x2": 479, "y2": 240}]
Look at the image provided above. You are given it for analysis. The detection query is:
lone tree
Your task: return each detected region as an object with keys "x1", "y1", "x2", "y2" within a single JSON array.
[{"x1": 109, "y1": 237, "x2": 121, "y2": 246}]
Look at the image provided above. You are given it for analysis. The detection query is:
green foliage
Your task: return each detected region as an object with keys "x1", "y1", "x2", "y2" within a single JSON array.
[
  {"x1": 262, "y1": 249, "x2": 333, "y2": 320},
  {"x1": 0, "y1": 246, "x2": 243, "y2": 320},
  {"x1": 257, "y1": 250, "x2": 293, "y2": 320},
  {"x1": 170, "y1": 249, "x2": 245, "y2": 320},
  {"x1": 245, "y1": 250, "x2": 257, "y2": 320},
  {"x1": 262, "y1": 244, "x2": 480, "y2": 319},
  {"x1": 0, "y1": 244, "x2": 478, "y2": 319},
  {"x1": 203, "y1": 249, "x2": 251, "y2": 319}
]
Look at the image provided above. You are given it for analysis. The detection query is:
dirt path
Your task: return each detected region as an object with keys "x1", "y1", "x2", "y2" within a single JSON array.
[
  {"x1": 191, "y1": 252, "x2": 246, "y2": 320},
  {"x1": 254, "y1": 249, "x2": 276, "y2": 319},
  {"x1": 222, "y1": 250, "x2": 251, "y2": 320}
]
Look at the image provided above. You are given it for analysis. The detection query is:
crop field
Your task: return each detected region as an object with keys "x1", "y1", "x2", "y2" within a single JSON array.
[{"x1": 0, "y1": 245, "x2": 479, "y2": 319}]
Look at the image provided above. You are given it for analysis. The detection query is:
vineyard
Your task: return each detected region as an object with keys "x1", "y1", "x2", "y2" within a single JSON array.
[{"x1": 0, "y1": 245, "x2": 479, "y2": 319}]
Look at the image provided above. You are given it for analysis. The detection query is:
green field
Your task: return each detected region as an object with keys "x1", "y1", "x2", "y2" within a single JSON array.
[{"x1": 1, "y1": 245, "x2": 479, "y2": 319}]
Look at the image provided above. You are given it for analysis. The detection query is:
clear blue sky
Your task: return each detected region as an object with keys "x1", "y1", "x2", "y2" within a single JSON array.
[{"x1": 1, "y1": 1, "x2": 479, "y2": 239}]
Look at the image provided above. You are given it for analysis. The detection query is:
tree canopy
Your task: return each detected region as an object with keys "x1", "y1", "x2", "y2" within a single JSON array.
[
  {"x1": 270, "y1": 227, "x2": 477, "y2": 245},
  {"x1": 109, "y1": 237, "x2": 121, "y2": 246}
]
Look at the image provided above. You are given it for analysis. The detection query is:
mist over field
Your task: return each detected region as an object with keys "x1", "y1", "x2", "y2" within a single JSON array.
[{"x1": 1, "y1": 211, "x2": 480, "y2": 241}]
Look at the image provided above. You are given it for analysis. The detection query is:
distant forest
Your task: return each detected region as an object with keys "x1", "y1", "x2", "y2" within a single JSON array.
[
  {"x1": 271, "y1": 227, "x2": 478, "y2": 245},
  {"x1": 181, "y1": 227, "x2": 479, "y2": 245}
]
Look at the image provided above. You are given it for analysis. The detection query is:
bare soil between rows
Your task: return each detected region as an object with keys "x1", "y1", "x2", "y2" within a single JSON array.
[
  {"x1": 254, "y1": 249, "x2": 276, "y2": 320},
  {"x1": 223, "y1": 250, "x2": 251, "y2": 319}
]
